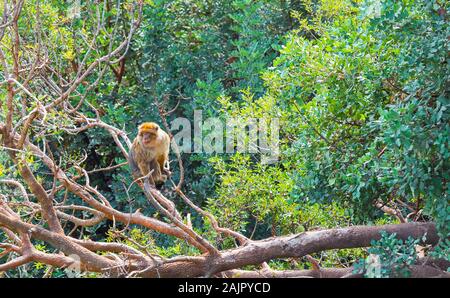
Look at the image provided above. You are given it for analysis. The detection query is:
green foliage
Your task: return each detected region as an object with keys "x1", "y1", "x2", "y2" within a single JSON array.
[
  {"x1": 94, "y1": 0, "x2": 296, "y2": 210},
  {"x1": 207, "y1": 154, "x2": 298, "y2": 236},
  {"x1": 353, "y1": 231, "x2": 426, "y2": 278},
  {"x1": 245, "y1": 0, "x2": 449, "y2": 234},
  {"x1": 207, "y1": 0, "x2": 448, "y2": 267},
  {"x1": 207, "y1": 153, "x2": 361, "y2": 240},
  {"x1": 430, "y1": 239, "x2": 450, "y2": 268}
]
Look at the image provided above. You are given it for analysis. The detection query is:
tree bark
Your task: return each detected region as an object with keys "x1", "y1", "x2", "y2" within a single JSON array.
[{"x1": 138, "y1": 222, "x2": 438, "y2": 277}]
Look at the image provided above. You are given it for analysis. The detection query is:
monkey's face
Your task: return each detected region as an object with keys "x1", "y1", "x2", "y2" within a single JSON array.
[
  {"x1": 140, "y1": 131, "x2": 157, "y2": 145},
  {"x1": 138, "y1": 122, "x2": 160, "y2": 146}
]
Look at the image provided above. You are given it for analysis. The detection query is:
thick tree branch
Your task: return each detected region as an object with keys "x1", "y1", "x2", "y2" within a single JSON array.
[{"x1": 136, "y1": 222, "x2": 439, "y2": 277}]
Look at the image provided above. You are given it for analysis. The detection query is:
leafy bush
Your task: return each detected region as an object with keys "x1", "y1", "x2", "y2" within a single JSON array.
[{"x1": 353, "y1": 231, "x2": 426, "y2": 278}]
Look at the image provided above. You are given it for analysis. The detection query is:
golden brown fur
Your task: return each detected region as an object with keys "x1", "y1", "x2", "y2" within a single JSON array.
[{"x1": 129, "y1": 122, "x2": 170, "y2": 185}]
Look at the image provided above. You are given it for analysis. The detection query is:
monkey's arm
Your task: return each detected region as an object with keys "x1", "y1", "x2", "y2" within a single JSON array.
[{"x1": 128, "y1": 148, "x2": 142, "y2": 180}]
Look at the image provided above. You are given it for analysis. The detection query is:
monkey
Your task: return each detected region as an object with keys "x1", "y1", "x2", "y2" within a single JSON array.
[{"x1": 128, "y1": 122, "x2": 171, "y2": 186}]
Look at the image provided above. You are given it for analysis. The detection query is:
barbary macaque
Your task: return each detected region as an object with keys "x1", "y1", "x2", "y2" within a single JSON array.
[{"x1": 128, "y1": 122, "x2": 171, "y2": 186}]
